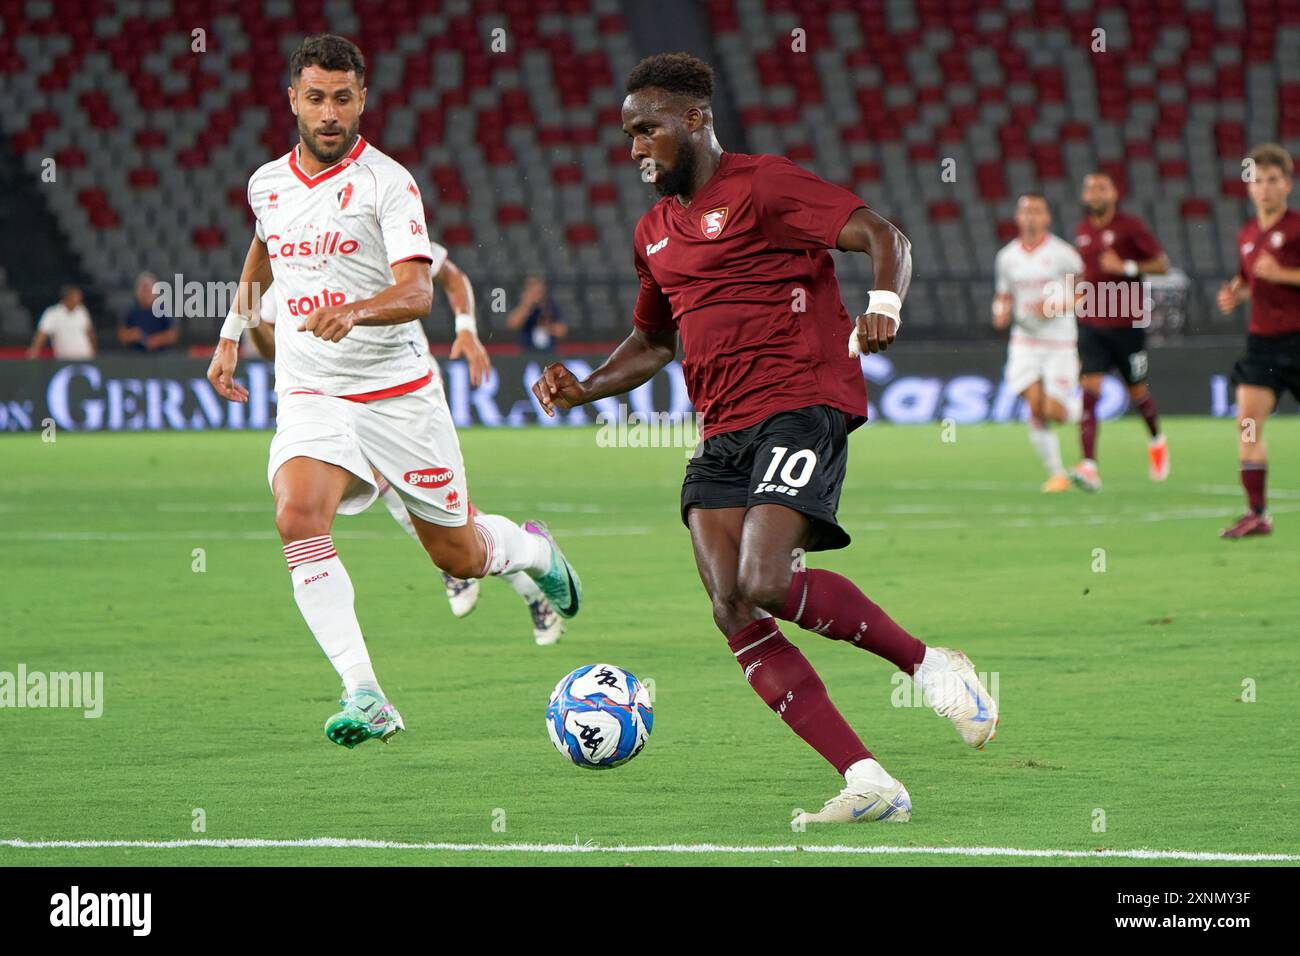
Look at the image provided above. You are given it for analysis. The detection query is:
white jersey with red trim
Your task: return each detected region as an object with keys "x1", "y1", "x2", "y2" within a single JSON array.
[
  {"x1": 994, "y1": 233, "x2": 1083, "y2": 344},
  {"x1": 248, "y1": 136, "x2": 448, "y2": 397}
]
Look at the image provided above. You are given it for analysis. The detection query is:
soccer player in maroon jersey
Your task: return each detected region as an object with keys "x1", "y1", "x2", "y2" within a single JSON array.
[
  {"x1": 1217, "y1": 143, "x2": 1300, "y2": 538},
  {"x1": 530, "y1": 54, "x2": 998, "y2": 824},
  {"x1": 1070, "y1": 172, "x2": 1171, "y2": 491}
]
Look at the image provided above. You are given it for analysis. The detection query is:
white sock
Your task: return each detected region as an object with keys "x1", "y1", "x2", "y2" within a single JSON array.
[
  {"x1": 504, "y1": 570, "x2": 544, "y2": 603},
  {"x1": 1029, "y1": 422, "x2": 1065, "y2": 477},
  {"x1": 472, "y1": 514, "x2": 551, "y2": 577},
  {"x1": 845, "y1": 757, "x2": 896, "y2": 790},
  {"x1": 378, "y1": 483, "x2": 420, "y2": 542},
  {"x1": 284, "y1": 535, "x2": 382, "y2": 697},
  {"x1": 911, "y1": 646, "x2": 947, "y2": 690},
  {"x1": 1065, "y1": 394, "x2": 1083, "y2": 424}
]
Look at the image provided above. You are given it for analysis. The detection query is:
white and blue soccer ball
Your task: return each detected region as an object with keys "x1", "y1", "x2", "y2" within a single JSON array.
[{"x1": 546, "y1": 663, "x2": 653, "y2": 769}]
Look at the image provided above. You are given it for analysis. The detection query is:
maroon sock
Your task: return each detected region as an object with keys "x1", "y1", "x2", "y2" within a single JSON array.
[
  {"x1": 1135, "y1": 393, "x2": 1161, "y2": 438},
  {"x1": 1242, "y1": 462, "x2": 1267, "y2": 514},
  {"x1": 779, "y1": 568, "x2": 926, "y2": 674},
  {"x1": 727, "y1": 618, "x2": 872, "y2": 774},
  {"x1": 1081, "y1": 390, "x2": 1099, "y2": 460}
]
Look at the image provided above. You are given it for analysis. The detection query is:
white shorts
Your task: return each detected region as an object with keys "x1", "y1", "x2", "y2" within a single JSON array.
[
  {"x1": 1005, "y1": 339, "x2": 1080, "y2": 406},
  {"x1": 267, "y1": 378, "x2": 469, "y2": 527}
]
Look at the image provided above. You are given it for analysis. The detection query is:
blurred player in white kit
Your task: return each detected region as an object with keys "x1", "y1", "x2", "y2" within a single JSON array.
[
  {"x1": 992, "y1": 193, "x2": 1085, "y2": 491},
  {"x1": 207, "y1": 34, "x2": 580, "y2": 749}
]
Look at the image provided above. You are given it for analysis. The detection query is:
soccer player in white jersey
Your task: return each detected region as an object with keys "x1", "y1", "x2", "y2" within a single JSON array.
[
  {"x1": 206, "y1": 35, "x2": 580, "y2": 748},
  {"x1": 992, "y1": 193, "x2": 1085, "y2": 491},
  {"x1": 249, "y1": 288, "x2": 564, "y2": 645}
]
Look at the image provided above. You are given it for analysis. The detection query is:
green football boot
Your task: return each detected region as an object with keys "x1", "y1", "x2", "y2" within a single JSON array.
[{"x1": 324, "y1": 689, "x2": 405, "y2": 749}]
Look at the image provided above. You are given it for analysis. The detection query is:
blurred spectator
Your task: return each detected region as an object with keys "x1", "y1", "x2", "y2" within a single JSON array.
[
  {"x1": 506, "y1": 274, "x2": 567, "y2": 352},
  {"x1": 118, "y1": 272, "x2": 177, "y2": 352},
  {"x1": 27, "y1": 285, "x2": 95, "y2": 359}
]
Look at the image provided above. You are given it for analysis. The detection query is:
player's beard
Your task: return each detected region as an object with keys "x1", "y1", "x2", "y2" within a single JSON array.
[
  {"x1": 653, "y1": 138, "x2": 698, "y2": 198},
  {"x1": 299, "y1": 114, "x2": 359, "y2": 166},
  {"x1": 1082, "y1": 201, "x2": 1111, "y2": 218}
]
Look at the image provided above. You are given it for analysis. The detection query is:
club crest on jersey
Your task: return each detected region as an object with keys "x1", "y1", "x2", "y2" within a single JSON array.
[
  {"x1": 700, "y1": 207, "x2": 729, "y2": 240},
  {"x1": 336, "y1": 182, "x2": 353, "y2": 211},
  {"x1": 1271, "y1": 231, "x2": 1284, "y2": 248},
  {"x1": 1102, "y1": 230, "x2": 1115, "y2": 246}
]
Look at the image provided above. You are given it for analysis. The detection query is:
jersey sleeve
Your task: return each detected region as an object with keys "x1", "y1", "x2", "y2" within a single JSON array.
[
  {"x1": 752, "y1": 157, "x2": 867, "y2": 250},
  {"x1": 247, "y1": 172, "x2": 268, "y2": 243},
  {"x1": 1061, "y1": 243, "x2": 1085, "y2": 276},
  {"x1": 36, "y1": 307, "x2": 56, "y2": 333},
  {"x1": 632, "y1": 243, "x2": 675, "y2": 334},
  {"x1": 377, "y1": 168, "x2": 436, "y2": 269},
  {"x1": 994, "y1": 248, "x2": 1011, "y2": 294}
]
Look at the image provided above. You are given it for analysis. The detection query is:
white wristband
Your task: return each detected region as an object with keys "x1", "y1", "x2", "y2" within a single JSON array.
[
  {"x1": 848, "y1": 290, "x2": 903, "y2": 356},
  {"x1": 1123, "y1": 260, "x2": 1139, "y2": 277},
  {"x1": 219, "y1": 308, "x2": 247, "y2": 342},
  {"x1": 454, "y1": 312, "x2": 477, "y2": 335}
]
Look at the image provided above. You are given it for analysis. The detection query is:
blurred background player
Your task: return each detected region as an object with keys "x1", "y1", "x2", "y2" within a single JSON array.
[
  {"x1": 993, "y1": 193, "x2": 1085, "y2": 492},
  {"x1": 1071, "y1": 172, "x2": 1171, "y2": 491},
  {"x1": 249, "y1": 288, "x2": 564, "y2": 642},
  {"x1": 993, "y1": 195, "x2": 1086, "y2": 494},
  {"x1": 1217, "y1": 143, "x2": 1300, "y2": 539},
  {"x1": 207, "y1": 35, "x2": 581, "y2": 749},
  {"x1": 534, "y1": 53, "x2": 997, "y2": 825}
]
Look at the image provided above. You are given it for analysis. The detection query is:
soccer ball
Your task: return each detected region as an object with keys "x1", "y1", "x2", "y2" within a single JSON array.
[{"x1": 546, "y1": 663, "x2": 653, "y2": 769}]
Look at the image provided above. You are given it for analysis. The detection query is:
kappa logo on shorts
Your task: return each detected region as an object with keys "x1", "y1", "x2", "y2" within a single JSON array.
[{"x1": 404, "y1": 466, "x2": 455, "y2": 488}]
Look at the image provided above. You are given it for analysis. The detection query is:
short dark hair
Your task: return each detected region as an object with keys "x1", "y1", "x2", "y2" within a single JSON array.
[
  {"x1": 625, "y1": 52, "x2": 714, "y2": 100},
  {"x1": 290, "y1": 34, "x2": 366, "y2": 86},
  {"x1": 1249, "y1": 142, "x2": 1294, "y2": 178}
]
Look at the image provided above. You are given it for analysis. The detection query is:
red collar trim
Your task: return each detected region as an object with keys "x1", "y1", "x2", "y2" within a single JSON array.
[
  {"x1": 1019, "y1": 234, "x2": 1049, "y2": 254},
  {"x1": 288, "y1": 137, "x2": 367, "y2": 188}
]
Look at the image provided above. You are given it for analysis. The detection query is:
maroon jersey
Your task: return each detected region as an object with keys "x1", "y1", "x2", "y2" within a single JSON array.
[
  {"x1": 632, "y1": 152, "x2": 868, "y2": 439},
  {"x1": 1237, "y1": 208, "x2": 1300, "y2": 336},
  {"x1": 1073, "y1": 210, "x2": 1163, "y2": 328}
]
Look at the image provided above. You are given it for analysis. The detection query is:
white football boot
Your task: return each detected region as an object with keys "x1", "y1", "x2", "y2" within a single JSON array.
[
  {"x1": 442, "y1": 572, "x2": 481, "y2": 618},
  {"x1": 915, "y1": 647, "x2": 999, "y2": 749},
  {"x1": 796, "y1": 762, "x2": 912, "y2": 825},
  {"x1": 529, "y1": 596, "x2": 564, "y2": 646}
]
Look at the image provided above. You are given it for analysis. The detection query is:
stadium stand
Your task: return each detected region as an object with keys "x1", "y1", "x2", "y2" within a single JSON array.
[{"x1": 1, "y1": 0, "x2": 1297, "y2": 343}]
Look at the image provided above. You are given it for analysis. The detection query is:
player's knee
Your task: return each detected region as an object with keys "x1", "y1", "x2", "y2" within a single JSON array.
[
  {"x1": 274, "y1": 498, "x2": 330, "y2": 543},
  {"x1": 709, "y1": 593, "x2": 751, "y2": 636},
  {"x1": 428, "y1": 546, "x2": 480, "y2": 580},
  {"x1": 736, "y1": 568, "x2": 790, "y2": 616}
]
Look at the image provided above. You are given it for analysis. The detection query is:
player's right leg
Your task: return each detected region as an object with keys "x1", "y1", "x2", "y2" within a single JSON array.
[
  {"x1": 1022, "y1": 381, "x2": 1069, "y2": 491},
  {"x1": 1222, "y1": 384, "x2": 1276, "y2": 538},
  {"x1": 686, "y1": 505, "x2": 911, "y2": 824},
  {"x1": 1071, "y1": 369, "x2": 1105, "y2": 492},
  {"x1": 272, "y1": 455, "x2": 403, "y2": 748}
]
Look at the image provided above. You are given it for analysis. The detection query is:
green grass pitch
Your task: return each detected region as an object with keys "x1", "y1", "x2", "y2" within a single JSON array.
[{"x1": 1, "y1": 417, "x2": 1297, "y2": 867}]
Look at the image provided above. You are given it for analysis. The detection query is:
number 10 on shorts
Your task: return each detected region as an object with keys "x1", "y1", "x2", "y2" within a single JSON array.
[{"x1": 755, "y1": 446, "x2": 817, "y2": 497}]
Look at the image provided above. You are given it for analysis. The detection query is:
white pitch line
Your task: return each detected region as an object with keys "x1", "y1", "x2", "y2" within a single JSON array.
[
  {"x1": 1, "y1": 838, "x2": 1295, "y2": 863},
  {"x1": 0, "y1": 527, "x2": 651, "y2": 543}
]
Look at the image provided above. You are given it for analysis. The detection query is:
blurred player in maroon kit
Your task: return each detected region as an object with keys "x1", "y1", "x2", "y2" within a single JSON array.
[
  {"x1": 531, "y1": 54, "x2": 997, "y2": 824},
  {"x1": 1070, "y1": 172, "x2": 1171, "y2": 491},
  {"x1": 1217, "y1": 143, "x2": 1300, "y2": 538}
]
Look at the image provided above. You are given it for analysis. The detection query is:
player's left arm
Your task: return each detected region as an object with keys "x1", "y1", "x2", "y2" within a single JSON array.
[
  {"x1": 836, "y1": 206, "x2": 912, "y2": 354},
  {"x1": 298, "y1": 260, "x2": 433, "y2": 342},
  {"x1": 1100, "y1": 222, "x2": 1168, "y2": 276},
  {"x1": 434, "y1": 257, "x2": 491, "y2": 387}
]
